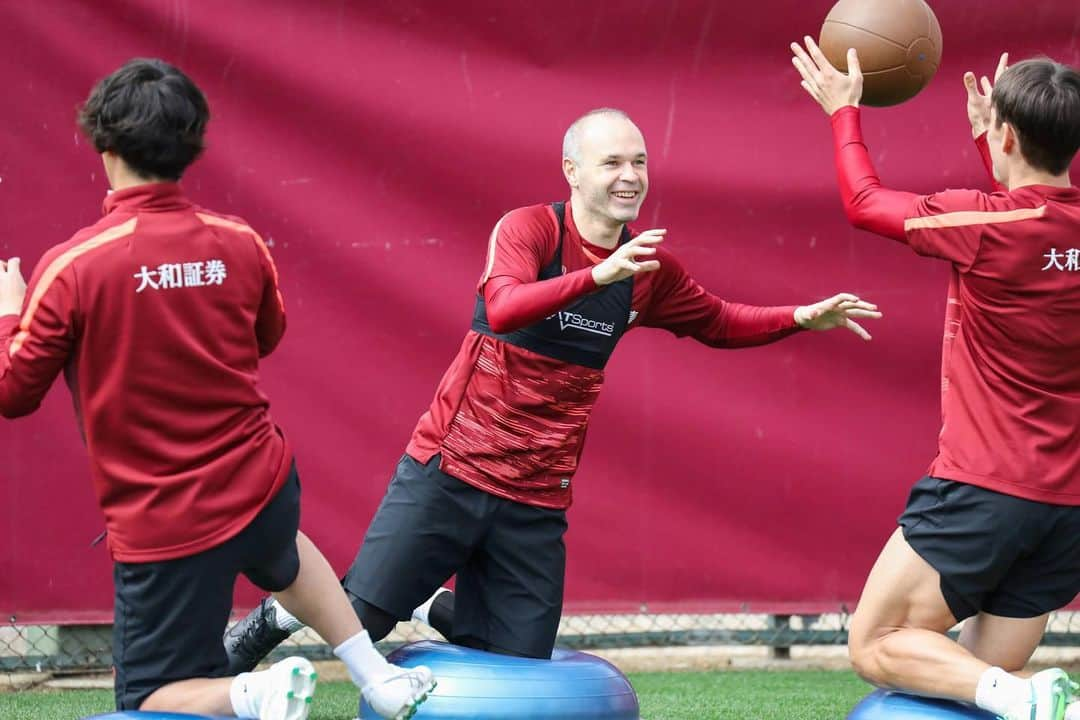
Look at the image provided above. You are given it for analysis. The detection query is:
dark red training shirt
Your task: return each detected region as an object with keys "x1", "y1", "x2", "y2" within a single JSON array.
[
  {"x1": 407, "y1": 202, "x2": 800, "y2": 508},
  {"x1": 832, "y1": 106, "x2": 1080, "y2": 503},
  {"x1": 0, "y1": 183, "x2": 293, "y2": 561}
]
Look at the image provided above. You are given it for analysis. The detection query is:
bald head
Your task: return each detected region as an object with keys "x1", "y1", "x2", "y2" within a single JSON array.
[{"x1": 562, "y1": 108, "x2": 641, "y2": 164}]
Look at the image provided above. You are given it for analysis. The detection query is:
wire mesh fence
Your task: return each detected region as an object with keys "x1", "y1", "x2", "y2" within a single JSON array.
[{"x1": 6, "y1": 610, "x2": 1080, "y2": 675}]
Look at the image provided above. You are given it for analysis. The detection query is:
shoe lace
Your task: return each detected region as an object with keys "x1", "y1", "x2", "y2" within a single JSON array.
[
  {"x1": 402, "y1": 670, "x2": 430, "y2": 692},
  {"x1": 233, "y1": 604, "x2": 276, "y2": 650}
]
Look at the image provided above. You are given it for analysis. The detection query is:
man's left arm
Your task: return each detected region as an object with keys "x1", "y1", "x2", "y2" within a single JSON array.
[
  {"x1": 252, "y1": 233, "x2": 286, "y2": 357},
  {"x1": 965, "y1": 54, "x2": 1009, "y2": 193},
  {"x1": 0, "y1": 256, "x2": 75, "y2": 418},
  {"x1": 641, "y1": 250, "x2": 880, "y2": 346}
]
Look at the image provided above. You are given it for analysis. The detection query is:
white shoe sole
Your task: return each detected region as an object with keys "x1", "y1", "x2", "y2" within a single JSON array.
[
  {"x1": 390, "y1": 677, "x2": 437, "y2": 720},
  {"x1": 263, "y1": 657, "x2": 318, "y2": 720}
]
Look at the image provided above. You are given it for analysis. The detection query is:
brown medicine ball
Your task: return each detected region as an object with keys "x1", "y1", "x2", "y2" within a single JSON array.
[{"x1": 819, "y1": 0, "x2": 942, "y2": 106}]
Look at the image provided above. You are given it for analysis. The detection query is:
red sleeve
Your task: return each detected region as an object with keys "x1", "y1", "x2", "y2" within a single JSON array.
[
  {"x1": 639, "y1": 249, "x2": 800, "y2": 348},
  {"x1": 903, "y1": 189, "x2": 990, "y2": 270},
  {"x1": 833, "y1": 108, "x2": 993, "y2": 270},
  {"x1": 830, "y1": 106, "x2": 921, "y2": 242},
  {"x1": 975, "y1": 132, "x2": 1007, "y2": 192},
  {"x1": 479, "y1": 207, "x2": 598, "y2": 334},
  {"x1": 0, "y1": 249, "x2": 76, "y2": 418},
  {"x1": 252, "y1": 234, "x2": 286, "y2": 357}
]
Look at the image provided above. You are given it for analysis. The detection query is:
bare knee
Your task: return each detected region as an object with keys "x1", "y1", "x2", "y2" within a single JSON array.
[
  {"x1": 848, "y1": 616, "x2": 891, "y2": 686},
  {"x1": 848, "y1": 637, "x2": 880, "y2": 684}
]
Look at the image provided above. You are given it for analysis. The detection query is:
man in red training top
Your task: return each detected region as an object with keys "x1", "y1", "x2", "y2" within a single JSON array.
[
  {"x1": 224, "y1": 106, "x2": 882, "y2": 670},
  {"x1": 0, "y1": 58, "x2": 434, "y2": 720},
  {"x1": 792, "y1": 38, "x2": 1080, "y2": 720}
]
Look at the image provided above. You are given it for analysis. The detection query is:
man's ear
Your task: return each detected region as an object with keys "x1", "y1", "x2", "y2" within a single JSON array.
[
  {"x1": 562, "y1": 157, "x2": 578, "y2": 188},
  {"x1": 1001, "y1": 122, "x2": 1017, "y2": 156}
]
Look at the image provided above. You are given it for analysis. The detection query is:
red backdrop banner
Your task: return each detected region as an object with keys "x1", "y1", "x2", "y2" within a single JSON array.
[{"x1": 1, "y1": 1, "x2": 1077, "y2": 622}]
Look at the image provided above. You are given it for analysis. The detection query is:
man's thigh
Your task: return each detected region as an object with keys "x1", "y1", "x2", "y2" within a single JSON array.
[
  {"x1": 849, "y1": 526, "x2": 959, "y2": 650},
  {"x1": 342, "y1": 454, "x2": 492, "y2": 619},
  {"x1": 453, "y1": 500, "x2": 568, "y2": 659},
  {"x1": 112, "y1": 549, "x2": 235, "y2": 710}
]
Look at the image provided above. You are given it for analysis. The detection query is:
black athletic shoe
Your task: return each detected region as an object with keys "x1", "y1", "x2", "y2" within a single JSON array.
[{"x1": 224, "y1": 596, "x2": 292, "y2": 674}]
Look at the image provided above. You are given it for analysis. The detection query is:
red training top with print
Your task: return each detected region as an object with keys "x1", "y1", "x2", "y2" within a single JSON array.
[
  {"x1": 832, "y1": 106, "x2": 1080, "y2": 503},
  {"x1": 0, "y1": 183, "x2": 293, "y2": 561},
  {"x1": 407, "y1": 202, "x2": 800, "y2": 509}
]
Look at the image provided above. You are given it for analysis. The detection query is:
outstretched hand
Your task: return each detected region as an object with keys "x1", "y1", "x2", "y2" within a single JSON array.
[
  {"x1": 791, "y1": 36, "x2": 864, "y2": 115},
  {"x1": 794, "y1": 293, "x2": 881, "y2": 340},
  {"x1": 592, "y1": 229, "x2": 665, "y2": 286},
  {"x1": 964, "y1": 52, "x2": 1008, "y2": 138},
  {"x1": 0, "y1": 258, "x2": 27, "y2": 317}
]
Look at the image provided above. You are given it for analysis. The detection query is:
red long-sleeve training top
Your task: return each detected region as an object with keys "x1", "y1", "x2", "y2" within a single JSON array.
[
  {"x1": 408, "y1": 201, "x2": 801, "y2": 508},
  {"x1": 0, "y1": 183, "x2": 293, "y2": 561},
  {"x1": 831, "y1": 106, "x2": 1080, "y2": 503}
]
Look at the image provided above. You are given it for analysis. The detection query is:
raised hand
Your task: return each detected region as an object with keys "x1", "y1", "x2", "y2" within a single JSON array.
[
  {"x1": 794, "y1": 293, "x2": 882, "y2": 340},
  {"x1": 0, "y1": 258, "x2": 27, "y2": 317},
  {"x1": 964, "y1": 52, "x2": 1008, "y2": 138},
  {"x1": 591, "y1": 229, "x2": 665, "y2": 286},
  {"x1": 791, "y1": 36, "x2": 864, "y2": 115}
]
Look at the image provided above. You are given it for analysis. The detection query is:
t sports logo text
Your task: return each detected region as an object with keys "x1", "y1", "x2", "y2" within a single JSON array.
[{"x1": 556, "y1": 311, "x2": 615, "y2": 337}]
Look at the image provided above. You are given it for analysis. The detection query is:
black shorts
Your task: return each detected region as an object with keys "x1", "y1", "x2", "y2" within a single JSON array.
[
  {"x1": 113, "y1": 463, "x2": 302, "y2": 710},
  {"x1": 900, "y1": 475, "x2": 1080, "y2": 621},
  {"x1": 342, "y1": 454, "x2": 568, "y2": 659}
]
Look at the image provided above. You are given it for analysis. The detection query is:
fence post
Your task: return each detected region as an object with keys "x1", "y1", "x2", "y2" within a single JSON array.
[{"x1": 769, "y1": 614, "x2": 791, "y2": 660}]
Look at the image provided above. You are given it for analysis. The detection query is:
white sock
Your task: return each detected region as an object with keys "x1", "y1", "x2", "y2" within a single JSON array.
[
  {"x1": 333, "y1": 630, "x2": 392, "y2": 688},
  {"x1": 412, "y1": 587, "x2": 452, "y2": 625},
  {"x1": 1066, "y1": 701, "x2": 1080, "y2": 720},
  {"x1": 271, "y1": 599, "x2": 305, "y2": 633},
  {"x1": 230, "y1": 670, "x2": 265, "y2": 718},
  {"x1": 975, "y1": 666, "x2": 1031, "y2": 716}
]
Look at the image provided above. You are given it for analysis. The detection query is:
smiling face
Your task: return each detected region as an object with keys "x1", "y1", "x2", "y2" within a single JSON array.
[{"x1": 563, "y1": 112, "x2": 649, "y2": 228}]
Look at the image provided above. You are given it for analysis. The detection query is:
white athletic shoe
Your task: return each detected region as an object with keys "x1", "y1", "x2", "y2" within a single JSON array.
[
  {"x1": 1002, "y1": 668, "x2": 1076, "y2": 720},
  {"x1": 258, "y1": 656, "x2": 318, "y2": 720},
  {"x1": 361, "y1": 664, "x2": 437, "y2": 720}
]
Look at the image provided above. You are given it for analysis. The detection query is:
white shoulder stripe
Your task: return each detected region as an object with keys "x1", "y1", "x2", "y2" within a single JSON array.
[{"x1": 904, "y1": 205, "x2": 1047, "y2": 231}]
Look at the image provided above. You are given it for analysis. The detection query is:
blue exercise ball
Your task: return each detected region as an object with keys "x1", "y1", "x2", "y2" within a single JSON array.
[
  {"x1": 83, "y1": 713, "x2": 232, "y2": 720},
  {"x1": 849, "y1": 690, "x2": 997, "y2": 719},
  {"x1": 359, "y1": 641, "x2": 639, "y2": 719}
]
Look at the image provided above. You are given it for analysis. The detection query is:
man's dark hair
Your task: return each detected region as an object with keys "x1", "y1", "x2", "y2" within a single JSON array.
[
  {"x1": 78, "y1": 58, "x2": 209, "y2": 181},
  {"x1": 993, "y1": 58, "x2": 1080, "y2": 175}
]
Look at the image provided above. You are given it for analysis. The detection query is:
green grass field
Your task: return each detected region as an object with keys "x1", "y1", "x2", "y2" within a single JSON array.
[{"x1": 0, "y1": 670, "x2": 874, "y2": 720}]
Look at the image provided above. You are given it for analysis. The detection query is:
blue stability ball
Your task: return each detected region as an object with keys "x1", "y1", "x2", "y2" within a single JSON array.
[
  {"x1": 359, "y1": 641, "x2": 640, "y2": 720},
  {"x1": 83, "y1": 714, "x2": 232, "y2": 720},
  {"x1": 849, "y1": 690, "x2": 997, "y2": 720}
]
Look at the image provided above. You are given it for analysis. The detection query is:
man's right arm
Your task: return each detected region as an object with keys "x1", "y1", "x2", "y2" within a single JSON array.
[
  {"x1": 480, "y1": 207, "x2": 596, "y2": 334},
  {"x1": 830, "y1": 107, "x2": 921, "y2": 242},
  {"x1": 0, "y1": 254, "x2": 74, "y2": 419},
  {"x1": 793, "y1": 38, "x2": 990, "y2": 258}
]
